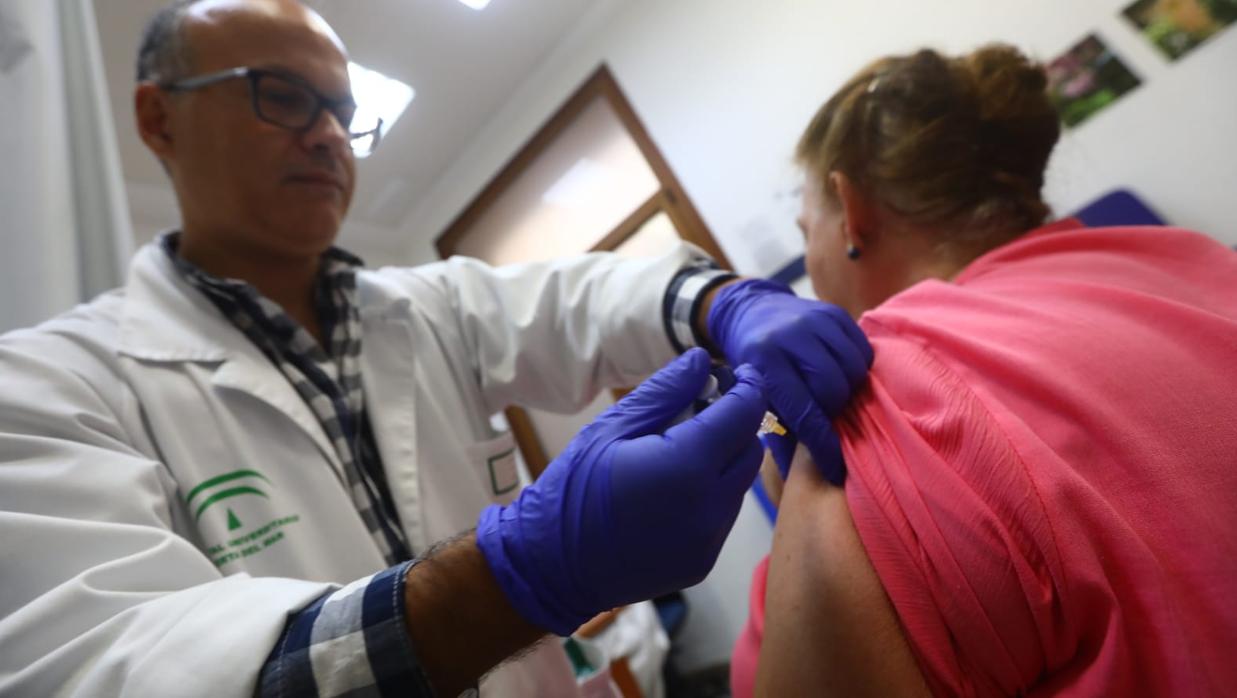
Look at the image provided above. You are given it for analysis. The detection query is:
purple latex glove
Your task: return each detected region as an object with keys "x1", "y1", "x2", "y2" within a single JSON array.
[
  {"x1": 708, "y1": 279, "x2": 872, "y2": 484},
  {"x1": 476, "y1": 348, "x2": 767, "y2": 636}
]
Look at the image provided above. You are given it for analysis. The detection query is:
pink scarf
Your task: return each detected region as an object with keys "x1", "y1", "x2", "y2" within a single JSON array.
[{"x1": 733, "y1": 221, "x2": 1237, "y2": 696}]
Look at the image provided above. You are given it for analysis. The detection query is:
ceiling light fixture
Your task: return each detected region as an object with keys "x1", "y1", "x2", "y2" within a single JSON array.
[
  {"x1": 456, "y1": 0, "x2": 493, "y2": 10},
  {"x1": 348, "y1": 61, "x2": 415, "y2": 158}
]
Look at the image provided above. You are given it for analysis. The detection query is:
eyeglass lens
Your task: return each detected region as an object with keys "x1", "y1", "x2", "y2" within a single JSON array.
[{"x1": 254, "y1": 73, "x2": 357, "y2": 133}]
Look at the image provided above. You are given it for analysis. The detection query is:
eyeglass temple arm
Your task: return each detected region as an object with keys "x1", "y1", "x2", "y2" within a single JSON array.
[{"x1": 160, "y1": 66, "x2": 250, "y2": 91}]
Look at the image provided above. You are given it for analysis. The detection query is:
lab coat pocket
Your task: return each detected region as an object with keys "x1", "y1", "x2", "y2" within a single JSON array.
[{"x1": 466, "y1": 432, "x2": 523, "y2": 505}]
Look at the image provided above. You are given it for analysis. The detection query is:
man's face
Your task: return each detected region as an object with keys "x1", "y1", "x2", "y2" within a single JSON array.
[{"x1": 161, "y1": 0, "x2": 356, "y2": 260}]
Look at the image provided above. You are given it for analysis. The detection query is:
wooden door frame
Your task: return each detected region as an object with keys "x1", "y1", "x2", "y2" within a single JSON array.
[{"x1": 436, "y1": 64, "x2": 730, "y2": 476}]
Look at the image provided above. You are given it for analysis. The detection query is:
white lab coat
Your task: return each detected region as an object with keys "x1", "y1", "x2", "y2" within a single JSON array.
[{"x1": 0, "y1": 240, "x2": 702, "y2": 696}]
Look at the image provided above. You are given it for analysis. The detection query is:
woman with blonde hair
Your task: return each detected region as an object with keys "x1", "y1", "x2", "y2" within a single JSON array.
[{"x1": 731, "y1": 44, "x2": 1237, "y2": 696}]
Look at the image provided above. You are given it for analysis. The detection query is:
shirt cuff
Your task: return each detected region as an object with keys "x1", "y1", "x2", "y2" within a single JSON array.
[
  {"x1": 662, "y1": 262, "x2": 738, "y2": 355},
  {"x1": 258, "y1": 561, "x2": 436, "y2": 697}
]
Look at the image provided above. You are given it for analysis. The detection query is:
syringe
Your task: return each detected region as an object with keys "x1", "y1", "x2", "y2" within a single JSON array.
[
  {"x1": 673, "y1": 366, "x2": 788, "y2": 438},
  {"x1": 758, "y1": 411, "x2": 787, "y2": 437}
]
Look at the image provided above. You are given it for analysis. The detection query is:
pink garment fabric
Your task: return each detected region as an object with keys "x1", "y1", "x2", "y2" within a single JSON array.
[{"x1": 732, "y1": 221, "x2": 1237, "y2": 697}]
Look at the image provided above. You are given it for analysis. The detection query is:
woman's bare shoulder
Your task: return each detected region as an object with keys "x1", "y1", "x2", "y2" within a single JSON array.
[{"x1": 755, "y1": 446, "x2": 929, "y2": 697}]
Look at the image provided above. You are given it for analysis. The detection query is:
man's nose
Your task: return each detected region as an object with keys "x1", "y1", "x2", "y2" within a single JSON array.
[{"x1": 301, "y1": 108, "x2": 352, "y2": 157}]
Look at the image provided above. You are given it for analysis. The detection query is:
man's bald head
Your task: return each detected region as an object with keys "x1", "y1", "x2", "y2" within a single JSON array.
[
  {"x1": 136, "y1": 0, "x2": 196, "y2": 82},
  {"x1": 136, "y1": 0, "x2": 345, "y2": 83},
  {"x1": 132, "y1": 0, "x2": 358, "y2": 268}
]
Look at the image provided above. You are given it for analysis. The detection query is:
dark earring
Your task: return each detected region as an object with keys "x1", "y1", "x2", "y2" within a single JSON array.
[{"x1": 846, "y1": 244, "x2": 862, "y2": 260}]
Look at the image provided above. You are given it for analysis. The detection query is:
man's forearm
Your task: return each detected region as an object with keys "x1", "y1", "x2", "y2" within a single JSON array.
[
  {"x1": 692, "y1": 278, "x2": 740, "y2": 354},
  {"x1": 403, "y1": 531, "x2": 547, "y2": 696}
]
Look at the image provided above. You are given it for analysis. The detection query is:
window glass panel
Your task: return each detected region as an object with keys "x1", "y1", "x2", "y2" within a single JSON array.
[
  {"x1": 612, "y1": 210, "x2": 680, "y2": 259},
  {"x1": 452, "y1": 94, "x2": 660, "y2": 265}
]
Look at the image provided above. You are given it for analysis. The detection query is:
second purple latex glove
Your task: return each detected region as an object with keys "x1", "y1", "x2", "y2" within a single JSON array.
[{"x1": 708, "y1": 279, "x2": 872, "y2": 484}]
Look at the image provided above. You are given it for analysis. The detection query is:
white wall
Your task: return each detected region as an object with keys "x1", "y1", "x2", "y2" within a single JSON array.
[
  {"x1": 402, "y1": 0, "x2": 1237, "y2": 270},
  {"x1": 401, "y1": 0, "x2": 1237, "y2": 670}
]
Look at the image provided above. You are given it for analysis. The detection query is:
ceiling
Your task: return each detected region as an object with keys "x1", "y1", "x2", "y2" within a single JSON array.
[{"x1": 94, "y1": 0, "x2": 599, "y2": 251}]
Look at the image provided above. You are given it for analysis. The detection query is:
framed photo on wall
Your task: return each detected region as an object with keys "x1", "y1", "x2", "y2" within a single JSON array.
[
  {"x1": 1123, "y1": 0, "x2": 1237, "y2": 60},
  {"x1": 1045, "y1": 34, "x2": 1142, "y2": 128}
]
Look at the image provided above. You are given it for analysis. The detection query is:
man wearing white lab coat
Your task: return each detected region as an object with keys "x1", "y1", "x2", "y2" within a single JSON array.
[{"x1": 0, "y1": 1, "x2": 872, "y2": 696}]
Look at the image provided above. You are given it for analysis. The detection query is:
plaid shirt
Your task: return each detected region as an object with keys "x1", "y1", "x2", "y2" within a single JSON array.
[
  {"x1": 257, "y1": 561, "x2": 434, "y2": 697},
  {"x1": 166, "y1": 234, "x2": 728, "y2": 697}
]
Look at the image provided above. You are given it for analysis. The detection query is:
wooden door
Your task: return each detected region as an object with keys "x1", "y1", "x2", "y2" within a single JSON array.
[{"x1": 436, "y1": 66, "x2": 729, "y2": 476}]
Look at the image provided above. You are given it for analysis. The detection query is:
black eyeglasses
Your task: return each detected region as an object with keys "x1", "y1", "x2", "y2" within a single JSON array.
[{"x1": 160, "y1": 67, "x2": 383, "y2": 156}]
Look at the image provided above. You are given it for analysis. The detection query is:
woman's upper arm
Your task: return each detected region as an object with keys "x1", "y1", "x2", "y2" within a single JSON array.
[{"x1": 755, "y1": 446, "x2": 929, "y2": 697}]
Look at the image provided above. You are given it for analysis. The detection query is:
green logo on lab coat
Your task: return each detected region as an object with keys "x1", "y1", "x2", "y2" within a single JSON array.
[
  {"x1": 184, "y1": 469, "x2": 272, "y2": 521},
  {"x1": 186, "y1": 469, "x2": 300, "y2": 568}
]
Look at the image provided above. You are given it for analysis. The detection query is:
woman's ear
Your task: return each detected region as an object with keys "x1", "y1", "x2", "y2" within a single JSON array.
[{"x1": 829, "y1": 171, "x2": 874, "y2": 251}]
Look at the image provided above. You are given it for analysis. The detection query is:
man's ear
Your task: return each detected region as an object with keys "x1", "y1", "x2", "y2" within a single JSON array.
[
  {"x1": 134, "y1": 83, "x2": 176, "y2": 165},
  {"x1": 828, "y1": 171, "x2": 875, "y2": 251}
]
